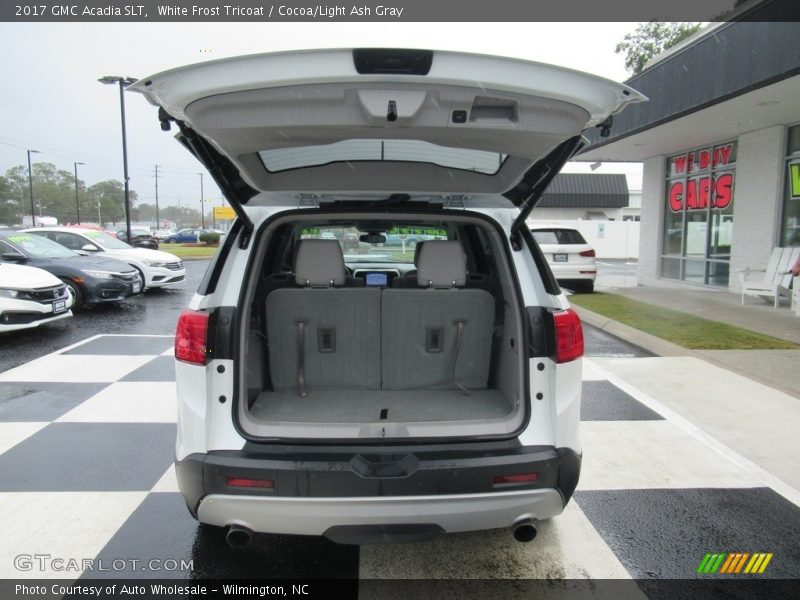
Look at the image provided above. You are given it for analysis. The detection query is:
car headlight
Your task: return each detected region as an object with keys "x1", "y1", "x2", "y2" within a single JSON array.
[
  {"x1": 143, "y1": 260, "x2": 168, "y2": 268},
  {"x1": 81, "y1": 269, "x2": 115, "y2": 280},
  {"x1": 0, "y1": 288, "x2": 19, "y2": 298}
]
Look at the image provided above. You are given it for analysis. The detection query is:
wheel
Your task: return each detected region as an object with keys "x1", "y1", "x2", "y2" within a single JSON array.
[
  {"x1": 167, "y1": 238, "x2": 177, "y2": 243},
  {"x1": 134, "y1": 267, "x2": 147, "y2": 293},
  {"x1": 61, "y1": 278, "x2": 84, "y2": 309},
  {"x1": 582, "y1": 281, "x2": 595, "y2": 293}
]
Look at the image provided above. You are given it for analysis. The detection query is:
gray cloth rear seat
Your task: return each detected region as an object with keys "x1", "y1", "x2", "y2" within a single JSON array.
[
  {"x1": 381, "y1": 241, "x2": 495, "y2": 390},
  {"x1": 265, "y1": 240, "x2": 381, "y2": 393}
]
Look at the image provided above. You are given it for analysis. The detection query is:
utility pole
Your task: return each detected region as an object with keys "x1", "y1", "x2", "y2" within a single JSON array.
[
  {"x1": 74, "y1": 162, "x2": 85, "y2": 224},
  {"x1": 26, "y1": 149, "x2": 40, "y2": 227},
  {"x1": 198, "y1": 173, "x2": 205, "y2": 229},
  {"x1": 154, "y1": 165, "x2": 160, "y2": 228}
]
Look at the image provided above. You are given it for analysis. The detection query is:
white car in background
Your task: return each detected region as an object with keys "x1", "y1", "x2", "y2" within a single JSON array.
[
  {"x1": 25, "y1": 227, "x2": 186, "y2": 290},
  {"x1": 530, "y1": 226, "x2": 597, "y2": 293},
  {"x1": 0, "y1": 262, "x2": 73, "y2": 332}
]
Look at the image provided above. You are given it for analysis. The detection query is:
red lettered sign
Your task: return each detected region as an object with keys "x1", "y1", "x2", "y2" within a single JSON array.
[
  {"x1": 668, "y1": 172, "x2": 734, "y2": 212},
  {"x1": 669, "y1": 143, "x2": 735, "y2": 177}
]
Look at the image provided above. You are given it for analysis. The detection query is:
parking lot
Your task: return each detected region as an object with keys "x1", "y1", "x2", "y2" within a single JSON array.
[{"x1": 1, "y1": 259, "x2": 798, "y2": 597}]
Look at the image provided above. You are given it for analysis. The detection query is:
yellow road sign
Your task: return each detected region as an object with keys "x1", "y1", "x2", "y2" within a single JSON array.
[{"x1": 214, "y1": 206, "x2": 236, "y2": 220}]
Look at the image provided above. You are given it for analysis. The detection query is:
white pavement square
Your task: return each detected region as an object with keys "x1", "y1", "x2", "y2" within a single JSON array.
[
  {"x1": 56, "y1": 382, "x2": 178, "y2": 423},
  {"x1": 579, "y1": 420, "x2": 763, "y2": 491},
  {"x1": 151, "y1": 465, "x2": 180, "y2": 493},
  {"x1": 0, "y1": 422, "x2": 48, "y2": 455},
  {"x1": 0, "y1": 355, "x2": 156, "y2": 383},
  {"x1": 0, "y1": 492, "x2": 147, "y2": 578},
  {"x1": 589, "y1": 356, "x2": 800, "y2": 492}
]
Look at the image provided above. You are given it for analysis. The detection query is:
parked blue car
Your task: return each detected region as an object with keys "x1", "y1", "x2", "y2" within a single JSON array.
[{"x1": 162, "y1": 229, "x2": 204, "y2": 244}]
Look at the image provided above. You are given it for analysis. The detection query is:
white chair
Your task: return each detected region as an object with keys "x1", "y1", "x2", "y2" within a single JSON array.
[
  {"x1": 738, "y1": 247, "x2": 800, "y2": 308},
  {"x1": 793, "y1": 276, "x2": 800, "y2": 316}
]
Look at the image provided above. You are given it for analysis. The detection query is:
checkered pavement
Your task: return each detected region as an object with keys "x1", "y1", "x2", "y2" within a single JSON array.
[{"x1": 0, "y1": 334, "x2": 798, "y2": 583}]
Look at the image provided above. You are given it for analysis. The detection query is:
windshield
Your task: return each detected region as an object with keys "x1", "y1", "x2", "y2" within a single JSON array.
[
  {"x1": 300, "y1": 225, "x2": 448, "y2": 263},
  {"x1": 84, "y1": 230, "x2": 132, "y2": 249},
  {"x1": 3, "y1": 233, "x2": 77, "y2": 259},
  {"x1": 261, "y1": 139, "x2": 507, "y2": 175}
]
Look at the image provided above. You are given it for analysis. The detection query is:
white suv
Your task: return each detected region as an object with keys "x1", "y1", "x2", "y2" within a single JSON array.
[{"x1": 132, "y1": 48, "x2": 643, "y2": 546}]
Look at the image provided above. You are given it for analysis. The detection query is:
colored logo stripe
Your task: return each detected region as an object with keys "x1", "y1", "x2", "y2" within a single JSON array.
[{"x1": 698, "y1": 552, "x2": 773, "y2": 574}]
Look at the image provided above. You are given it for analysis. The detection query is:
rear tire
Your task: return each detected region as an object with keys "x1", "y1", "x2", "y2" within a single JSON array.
[
  {"x1": 582, "y1": 281, "x2": 595, "y2": 293},
  {"x1": 61, "y1": 278, "x2": 84, "y2": 309}
]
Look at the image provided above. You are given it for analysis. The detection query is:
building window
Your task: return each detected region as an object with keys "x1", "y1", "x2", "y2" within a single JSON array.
[
  {"x1": 661, "y1": 141, "x2": 737, "y2": 286},
  {"x1": 781, "y1": 124, "x2": 800, "y2": 246}
]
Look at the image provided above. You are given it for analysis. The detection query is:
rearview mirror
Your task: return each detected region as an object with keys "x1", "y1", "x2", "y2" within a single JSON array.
[
  {"x1": 81, "y1": 244, "x2": 99, "y2": 252},
  {"x1": 1, "y1": 252, "x2": 26, "y2": 262},
  {"x1": 359, "y1": 233, "x2": 386, "y2": 244}
]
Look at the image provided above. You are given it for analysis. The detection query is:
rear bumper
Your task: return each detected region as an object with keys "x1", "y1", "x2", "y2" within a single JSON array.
[
  {"x1": 198, "y1": 489, "x2": 564, "y2": 540},
  {"x1": 548, "y1": 264, "x2": 597, "y2": 282},
  {"x1": 176, "y1": 444, "x2": 581, "y2": 540}
]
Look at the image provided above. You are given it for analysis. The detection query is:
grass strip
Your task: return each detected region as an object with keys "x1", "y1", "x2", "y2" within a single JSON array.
[
  {"x1": 569, "y1": 292, "x2": 800, "y2": 350},
  {"x1": 160, "y1": 244, "x2": 218, "y2": 260}
]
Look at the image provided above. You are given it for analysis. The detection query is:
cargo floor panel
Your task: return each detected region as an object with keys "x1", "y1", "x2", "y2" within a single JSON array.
[{"x1": 250, "y1": 389, "x2": 513, "y2": 424}]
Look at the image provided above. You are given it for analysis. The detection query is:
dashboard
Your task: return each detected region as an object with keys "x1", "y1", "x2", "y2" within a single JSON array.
[{"x1": 347, "y1": 263, "x2": 409, "y2": 287}]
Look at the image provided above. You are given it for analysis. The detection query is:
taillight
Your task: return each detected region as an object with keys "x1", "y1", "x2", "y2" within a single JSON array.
[
  {"x1": 175, "y1": 309, "x2": 209, "y2": 365},
  {"x1": 579, "y1": 249, "x2": 596, "y2": 257},
  {"x1": 553, "y1": 308, "x2": 584, "y2": 363}
]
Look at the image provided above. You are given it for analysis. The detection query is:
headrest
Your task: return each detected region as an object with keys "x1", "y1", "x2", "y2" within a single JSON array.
[
  {"x1": 416, "y1": 241, "x2": 467, "y2": 288},
  {"x1": 295, "y1": 239, "x2": 346, "y2": 287},
  {"x1": 412, "y1": 241, "x2": 426, "y2": 267}
]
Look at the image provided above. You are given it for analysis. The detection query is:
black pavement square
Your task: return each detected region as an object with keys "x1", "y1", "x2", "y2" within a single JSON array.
[
  {"x1": 581, "y1": 380, "x2": 664, "y2": 421},
  {"x1": 63, "y1": 336, "x2": 172, "y2": 356},
  {"x1": 0, "y1": 382, "x2": 108, "y2": 422},
  {"x1": 87, "y1": 493, "x2": 360, "y2": 580},
  {"x1": 121, "y1": 356, "x2": 176, "y2": 382},
  {"x1": 575, "y1": 488, "x2": 800, "y2": 580},
  {"x1": 0, "y1": 422, "x2": 175, "y2": 491}
]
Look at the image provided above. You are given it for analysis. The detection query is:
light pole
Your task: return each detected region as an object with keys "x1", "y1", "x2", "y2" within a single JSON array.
[
  {"x1": 26, "y1": 149, "x2": 40, "y2": 227},
  {"x1": 198, "y1": 173, "x2": 205, "y2": 229},
  {"x1": 154, "y1": 164, "x2": 160, "y2": 227},
  {"x1": 98, "y1": 75, "x2": 137, "y2": 243},
  {"x1": 74, "y1": 162, "x2": 85, "y2": 224}
]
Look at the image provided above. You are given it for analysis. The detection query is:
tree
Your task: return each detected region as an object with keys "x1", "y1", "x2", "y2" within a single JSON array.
[
  {"x1": 0, "y1": 176, "x2": 22, "y2": 226},
  {"x1": 616, "y1": 22, "x2": 702, "y2": 76},
  {"x1": 3, "y1": 163, "x2": 138, "y2": 227},
  {"x1": 86, "y1": 179, "x2": 138, "y2": 227}
]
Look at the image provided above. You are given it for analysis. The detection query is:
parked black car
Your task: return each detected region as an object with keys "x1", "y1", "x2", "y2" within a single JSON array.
[
  {"x1": 116, "y1": 228, "x2": 159, "y2": 250},
  {"x1": 0, "y1": 231, "x2": 143, "y2": 307}
]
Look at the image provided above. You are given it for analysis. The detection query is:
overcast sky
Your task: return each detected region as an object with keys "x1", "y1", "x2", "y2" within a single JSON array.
[{"x1": 0, "y1": 22, "x2": 647, "y2": 214}]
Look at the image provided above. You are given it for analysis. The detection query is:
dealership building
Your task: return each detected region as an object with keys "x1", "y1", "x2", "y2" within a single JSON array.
[{"x1": 580, "y1": 6, "x2": 800, "y2": 291}]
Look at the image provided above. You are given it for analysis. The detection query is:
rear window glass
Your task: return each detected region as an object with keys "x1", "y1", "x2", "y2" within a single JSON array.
[
  {"x1": 260, "y1": 139, "x2": 506, "y2": 175},
  {"x1": 531, "y1": 229, "x2": 587, "y2": 245},
  {"x1": 299, "y1": 225, "x2": 449, "y2": 263}
]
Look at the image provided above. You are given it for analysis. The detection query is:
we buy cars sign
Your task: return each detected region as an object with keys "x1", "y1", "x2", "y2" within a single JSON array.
[{"x1": 668, "y1": 143, "x2": 735, "y2": 212}]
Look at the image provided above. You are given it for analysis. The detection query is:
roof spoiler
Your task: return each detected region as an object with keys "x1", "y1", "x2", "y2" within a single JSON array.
[{"x1": 506, "y1": 135, "x2": 585, "y2": 251}]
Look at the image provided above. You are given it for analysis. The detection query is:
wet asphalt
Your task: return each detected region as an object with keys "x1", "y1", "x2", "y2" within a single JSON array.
[{"x1": 0, "y1": 260, "x2": 205, "y2": 371}]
